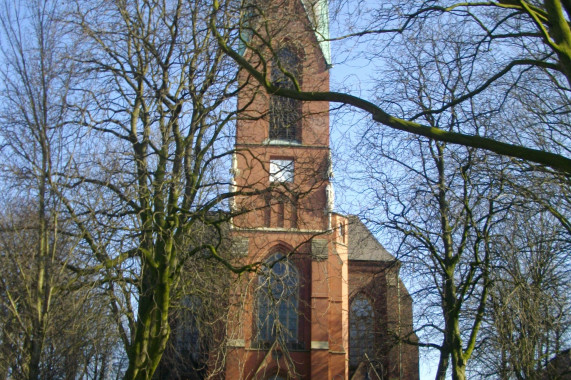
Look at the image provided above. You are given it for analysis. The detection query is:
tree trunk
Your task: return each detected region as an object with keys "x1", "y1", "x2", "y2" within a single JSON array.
[
  {"x1": 450, "y1": 348, "x2": 467, "y2": 380},
  {"x1": 435, "y1": 349, "x2": 449, "y2": 380},
  {"x1": 124, "y1": 245, "x2": 173, "y2": 380},
  {"x1": 28, "y1": 139, "x2": 50, "y2": 380}
]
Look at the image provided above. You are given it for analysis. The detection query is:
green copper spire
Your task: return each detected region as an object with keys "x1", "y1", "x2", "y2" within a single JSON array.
[{"x1": 301, "y1": 0, "x2": 331, "y2": 66}]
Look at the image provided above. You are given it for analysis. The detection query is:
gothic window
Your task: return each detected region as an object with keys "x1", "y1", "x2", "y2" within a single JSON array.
[
  {"x1": 269, "y1": 47, "x2": 301, "y2": 142},
  {"x1": 349, "y1": 294, "x2": 375, "y2": 367},
  {"x1": 257, "y1": 253, "x2": 299, "y2": 348}
]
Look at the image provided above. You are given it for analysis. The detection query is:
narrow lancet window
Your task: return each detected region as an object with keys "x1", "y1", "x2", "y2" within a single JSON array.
[
  {"x1": 349, "y1": 294, "x2": 375, "y2": 367},
  {"x1": 257, "y1": 253, "x2": 299, "y2": 347},
  {"x1": 269, "y1": 47, "x2": 301, "y2": 142}
]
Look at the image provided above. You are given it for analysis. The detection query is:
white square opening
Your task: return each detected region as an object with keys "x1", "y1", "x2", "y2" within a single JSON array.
[{"x1": 269, "y1": 159, "x2": 294, "y2": 183}]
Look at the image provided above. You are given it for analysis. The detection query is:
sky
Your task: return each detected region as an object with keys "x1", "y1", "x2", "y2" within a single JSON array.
[{"x1": 326, "y1": 2, "x2": 439, "y2": 378}]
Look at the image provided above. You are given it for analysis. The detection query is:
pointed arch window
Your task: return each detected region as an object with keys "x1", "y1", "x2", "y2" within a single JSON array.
[
  {"x1": 349, "y1": 294, "x2": 375, "y2": 367},
  {"x1": 257, "y1": 252, "x2": 299, "y2": 348},
  {"x1": 269, "y1": 47, "x2": 301, "y2": 142}
]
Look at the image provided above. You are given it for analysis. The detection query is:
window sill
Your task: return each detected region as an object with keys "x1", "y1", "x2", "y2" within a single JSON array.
[
  {"x1": 265, "y1": 139, "x2": 301, "y2": 146},
  {"x1": 250, "y1": 341, "x2": 306, "y2": 351}
]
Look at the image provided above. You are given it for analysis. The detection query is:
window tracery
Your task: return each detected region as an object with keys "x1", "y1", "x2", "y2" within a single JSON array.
[
  {"x1": 269, "y1": 47, "x2": 302, "y2": 142},
  {"x1": 349, "y1": 294, "x2": 375, "y2": 367},
  {"x1": 257, "y1": 252, "x2": 299, "y2": 348}
]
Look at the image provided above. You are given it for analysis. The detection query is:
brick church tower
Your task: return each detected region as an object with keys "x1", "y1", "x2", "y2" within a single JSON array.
[{"x1": 224, "y1": 0, "x2": 419, "y2": 379}]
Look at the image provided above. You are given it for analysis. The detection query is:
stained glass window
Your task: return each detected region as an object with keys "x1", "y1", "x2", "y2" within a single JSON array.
[
  {"x1": 349, "y1": 294, "x2": 375, "y2": 367},
  {"x1": 257, "y1": 253, "x2": 299, "y2": 347}
]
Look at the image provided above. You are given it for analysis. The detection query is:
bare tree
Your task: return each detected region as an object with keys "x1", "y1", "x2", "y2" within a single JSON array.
[
  {"x1": 155, "y1": 224, "x2": 238, "y2": 380},
  {"x1": 356, "y1": 137, "x2": 509, "y2": 380},
  {"x1": 0, "y1": 205, "x2": 122, "y2": 379},
  {"x1": 0, "y1": 1, "x2": 119, "y2": 378},
  {"x1": 56, "y1": 1, "x2": 259, "y2": 378},
  {"x1": 341, "y1": 27, "x2": 550, "y2": 380},
  {"x1": 213, "y1": 0, "x2": 571, "y2": 174},
  {"x1": 473, "y1": 211, "x2": 571, "y2": 379}
]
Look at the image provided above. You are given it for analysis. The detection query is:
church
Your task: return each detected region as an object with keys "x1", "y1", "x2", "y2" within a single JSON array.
[
  {"x1": 223, "y1": 0, "x2": 419, "y2": 378},
  {"x1": 156, "y1": 0, "x2": 419, "y2": 378}
]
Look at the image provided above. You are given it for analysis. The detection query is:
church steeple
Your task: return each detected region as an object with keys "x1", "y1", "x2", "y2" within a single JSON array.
[
  {"x1": 226, "y1": 1, "x2": 349, "y2": 379},
  {"x1": 231, "y1": 0, "x2": 333, "y2": 231}
]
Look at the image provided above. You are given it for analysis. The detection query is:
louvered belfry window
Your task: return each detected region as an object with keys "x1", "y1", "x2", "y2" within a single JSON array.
[{"x1": 269, "y1": 48, "x2": 301, "y2": 142}]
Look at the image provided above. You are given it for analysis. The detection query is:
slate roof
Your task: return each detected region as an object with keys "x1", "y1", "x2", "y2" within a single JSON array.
[{"x1": 347, "y1": 215, "x2": 395, "y2": 262}]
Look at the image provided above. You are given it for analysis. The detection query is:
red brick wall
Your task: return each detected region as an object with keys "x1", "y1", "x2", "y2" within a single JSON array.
[{"x1": 348, "y1": 261, "x2": 419, "y2": 380}]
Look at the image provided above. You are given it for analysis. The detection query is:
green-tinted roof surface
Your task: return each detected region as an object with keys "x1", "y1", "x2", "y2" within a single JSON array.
[{"x1": 301, "y1": 0, "x2": 331, "y2": 66}]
